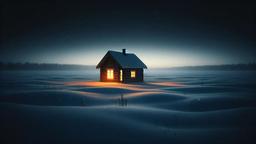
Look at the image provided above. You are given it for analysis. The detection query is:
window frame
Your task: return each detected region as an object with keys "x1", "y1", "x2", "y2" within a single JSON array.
[
  {"x1": 107, "y1": 69, "x2": 114, "y2": 80},
  {"x1": 131, "y1": 70, "x2": 136, "y2": 78}
]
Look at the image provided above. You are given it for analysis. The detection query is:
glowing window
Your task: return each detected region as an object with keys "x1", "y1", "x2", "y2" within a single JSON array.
[
  {"x1": 120, "y1": 70, "x2": 123, "y2": 81},
  {"x1": 107, "y1": 69, "x2": 114, "y2": 79},
  {"x1": 131, "y1": 70, "x2": 136, "y2": 78}
]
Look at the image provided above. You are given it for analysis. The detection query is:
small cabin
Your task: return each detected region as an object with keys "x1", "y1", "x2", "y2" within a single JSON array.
[{"x1": 96, "y1": 49, "x2": 147, "y2": 83}]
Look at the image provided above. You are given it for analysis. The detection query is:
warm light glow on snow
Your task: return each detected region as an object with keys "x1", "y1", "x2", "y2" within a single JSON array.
[{"x1": 65, "y1": 81, "x2": 184, "y2": 92}]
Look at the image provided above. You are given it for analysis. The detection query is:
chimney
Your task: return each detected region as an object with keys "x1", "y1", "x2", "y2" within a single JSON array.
[{"x1": 122, "y1": 49, "x2": 126, "y2": 55}]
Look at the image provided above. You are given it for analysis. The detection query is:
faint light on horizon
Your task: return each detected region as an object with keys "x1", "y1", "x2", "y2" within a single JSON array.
[{"x1": 28, "y1": 45, "x2": 232, "y2": 68}]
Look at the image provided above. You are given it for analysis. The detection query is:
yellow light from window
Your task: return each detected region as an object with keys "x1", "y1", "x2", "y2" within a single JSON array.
[
  {"x1": 120, "y1": 70, "x2": 123, "y2": 81},
  {"x1": 107, "y1": 69, "x2": 114, "y2": 79},
  {"x1": 131, "y1": 70, "x2": 136, "y2": 78}
]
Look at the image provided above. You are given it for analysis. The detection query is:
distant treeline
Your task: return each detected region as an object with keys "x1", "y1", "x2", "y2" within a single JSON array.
[
  {"x1": 1, "y1": 62, "x2": 256, "y2": 71},
  {"x1": 0, "y1": 62, "x2": 95, "y2": 70},
  {"x1": 170, "y1": 63, "x2": 256, "y2": 71}
]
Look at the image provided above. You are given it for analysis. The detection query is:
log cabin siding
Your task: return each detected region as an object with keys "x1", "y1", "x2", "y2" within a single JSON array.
[
  {"x1": 122, "y1": 68, "x2": 143, "y2": 83},
  {"x1": 100, "y1": 67, "x2": 144, "y2": 82},
  {"x1": 99, "y1": 56, "x2": 121, "y2": 82}
]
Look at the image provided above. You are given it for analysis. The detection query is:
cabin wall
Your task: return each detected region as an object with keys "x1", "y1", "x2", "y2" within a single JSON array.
[
  {"x1": 123, "y1": 68, "x2": 143, "y2": 83},
  {"x1": 98, "y1": 55, "x2": 144, "y2": 82},
  {"x1": 100, "y1": 56, "x2": 120, "y2": 82}
]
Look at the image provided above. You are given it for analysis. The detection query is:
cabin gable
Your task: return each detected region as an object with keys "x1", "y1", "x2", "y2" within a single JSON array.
[{"x1": 99, "y1": 55, "x2": 121, "y2": 82}]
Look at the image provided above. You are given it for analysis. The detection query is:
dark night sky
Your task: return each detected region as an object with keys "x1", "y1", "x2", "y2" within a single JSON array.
[{"x1": 1, "y1": 0, "x2": 256, "y2": 67}]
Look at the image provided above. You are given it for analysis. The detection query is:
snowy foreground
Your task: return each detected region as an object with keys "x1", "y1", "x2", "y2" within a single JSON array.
[{"x1": 0, "y1": 70, "x2": 256, "y2": 144}]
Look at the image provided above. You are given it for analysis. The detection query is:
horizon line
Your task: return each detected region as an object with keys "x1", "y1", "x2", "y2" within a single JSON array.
[{"x1": 1, "y1": 61, "x2": 256, "y2": 69}]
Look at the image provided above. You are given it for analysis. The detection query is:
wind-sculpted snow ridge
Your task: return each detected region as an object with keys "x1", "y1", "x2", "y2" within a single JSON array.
[{"x1": 1, "y1": 70, "x2": 256, "y2": 144}]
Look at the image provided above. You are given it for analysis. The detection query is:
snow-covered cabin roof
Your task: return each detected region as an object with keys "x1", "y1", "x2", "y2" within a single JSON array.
[{"x1": 96, "y1": 50, "x2": 147, "y2": 69}]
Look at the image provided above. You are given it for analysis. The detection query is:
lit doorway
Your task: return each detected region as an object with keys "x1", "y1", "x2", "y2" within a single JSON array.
[{"x1": 120, "y1": 70, "x2": 123, "y2": 81}]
